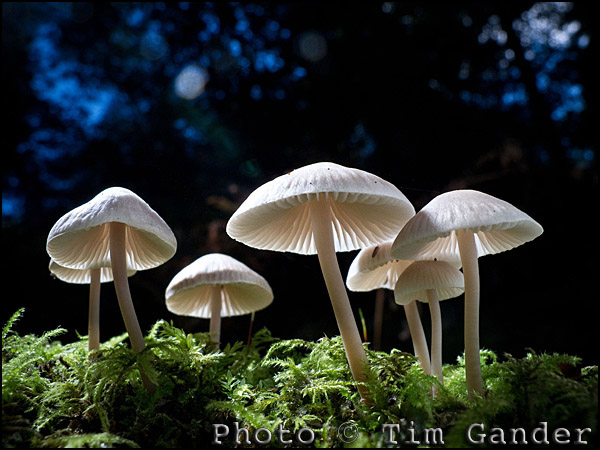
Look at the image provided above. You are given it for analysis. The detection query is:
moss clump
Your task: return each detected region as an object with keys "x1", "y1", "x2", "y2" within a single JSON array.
[{"x1": 2, "y1": 309, "x2": 597, "y2": 447}]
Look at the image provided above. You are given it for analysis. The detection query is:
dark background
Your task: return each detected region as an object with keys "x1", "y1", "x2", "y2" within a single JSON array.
[{"x1": 3, "y1": 3, "x2": 597, "y2": 366}]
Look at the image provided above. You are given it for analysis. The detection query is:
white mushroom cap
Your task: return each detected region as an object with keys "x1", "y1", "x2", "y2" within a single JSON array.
[
  {"x1": 392, "y1": 189, "x2": 544, "y2": 261},
  {"x1": 346, "y1": 241, "x2": 413, "y2": 292},
  {"x1": 47, "y1": 187, "x2": 177, "y2": 271},
  {"x1": 49, "y1": 259, "x2": 136, "y2": 284},
  {"x1": 393, "y1": 261, "x2": 465, "y2": 305},
  {"x1": 165, "y1": 253, "x2": 274, "y2": 318},
  {"x1": 346, "y1": 241, "x2": 463, "y2": 292},
  {"x1": 226, "y1": 162, "x2": 415, "y2": 254}
]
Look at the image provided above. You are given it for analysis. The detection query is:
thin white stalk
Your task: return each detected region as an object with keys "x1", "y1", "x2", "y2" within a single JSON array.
[
  {"x1": 309, "y1": 198, "x2": 371, "y2": 404},
  {"x1": 209, "y1": 285, "x2": 222, "y2": 348},
  {"x1": 373, "y1": 288, "x2": 385, "y2": 351},
  {"x1": 403, "y1": 301, "x2": 431, "y2": 376},
  {"x1": 110, "y1": 222, "x2": 155, "y2": 393},
  {"x1": 88, "y1": 268, "x2": 101, "y2": 352},
  {"x1": 457, "y1": 229, "x2": 485, "y2": 398},
  {"x1": 246, "y1": 311, "x2": 256, "y2": 347},
  {"x1": 110, "y1": 222, "x2": 146, "y2": 354},
  {"x1": 427, "y1": 289, "x2": 443, "y2": 385}
]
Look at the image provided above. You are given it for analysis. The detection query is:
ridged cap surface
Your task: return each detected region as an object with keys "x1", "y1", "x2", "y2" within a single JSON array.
[
  {"x1": 393, "y1": 261, "x2": 465, "y2": 305},
  {"x1": 165, "y1": 253, "x2": 273, "y2": 318},
  {"x1": 47, "y1": 187, "x2": 177, "y2": 271},
  {"x1": 49, "y1": 259, "x2": 136, "y2": 284},
  {"x1": 392, "y1": 190, "x2": 543, "y2": 262},
  {"x1": 346, "y1": 242, "x2": 413, "y2": 292},
  {"x1": 227, "y1": 162, "x2": 415, "y2": 255}
]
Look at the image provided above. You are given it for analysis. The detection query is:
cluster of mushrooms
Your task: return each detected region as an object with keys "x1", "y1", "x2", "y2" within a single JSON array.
[{"x1": 46, "y1": 162, "x2": 543, "y2": 402}]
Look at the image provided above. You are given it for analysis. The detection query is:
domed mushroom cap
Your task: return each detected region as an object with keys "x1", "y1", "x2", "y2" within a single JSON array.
[
  {"x1": 49, "y1": 259, "x2": 136, "y2": 284},
  {"x1": 346, "y1": 242, "x2": 414, "y2": 292},
  {"x1": 392, "y1": 189, "x2": 543, "y2": 262},
  {"x1": 226, "y1": 162, "x2": 415, "y2": 255},
  {"x1": 393, "y1": 261, "x2": 465, "y2": 305},
  {"x1": 165, "y1": 253, "x2": 274, "y2": 318},
  {"x1": 47, "y1": 187, "x2": 177, "y2": 271}
]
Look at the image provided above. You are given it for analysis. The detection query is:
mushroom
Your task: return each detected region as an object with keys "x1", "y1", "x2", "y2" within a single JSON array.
[
  {"x1": 226, "y1": 162, "x2": 415, "y2": 402},
  {"x1": 49, "y1": 259, "x2": 136, "y2": 352},
  {"x1": 393, "y1": 260, "x2": 464, "y2": 385},
  {"x1": 346, "y1": 242, "x2": 431, "y2": 375},
  {"x1": 391, "y1": 189, "x2": 543, "y2": 397},
  {"x1": 47, "y1": 187, "x2": 177, "y2": 356},
  {"x1": 165, "y1": 253, "x2": 273, "y2": 349}
]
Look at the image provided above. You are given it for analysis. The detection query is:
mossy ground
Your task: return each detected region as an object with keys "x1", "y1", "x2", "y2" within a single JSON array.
[{"x1": 2, "y1": 309, "x2": 597, "y2": 448}]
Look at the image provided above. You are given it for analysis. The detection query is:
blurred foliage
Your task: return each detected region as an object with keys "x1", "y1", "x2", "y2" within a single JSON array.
[{"x1": 3, "y1": 2, "x2": 596, "y2": 227}]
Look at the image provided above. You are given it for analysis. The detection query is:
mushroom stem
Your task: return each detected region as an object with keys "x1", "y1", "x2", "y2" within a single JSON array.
[
  {"x1": 209, "y1": 285, "x2": 222, "y2": 349},
  {"x1": 427, "y1": 289, "x2": 443, "y2": 385},
  {"x1": 88, "y1": 268, "x2": 101, "y2": 352},
  {"x1": 457, "y1": 229, "x2": 485, "y2": 398},
  {"x1": 110, "y1": 222, "x2": 155, "y2": 393},
  {"x1": 247, "y1": 311, "x2": 256, "y2": 347},
  {"x1": 403, "y1": 301, "x2": 431, "y2": 375},
  {"x1": 373, "y1": 289, "x2": 385, "y2": 351},
  {"x1": 110, "y1": 222, "x2": 146, "y2": 354},
  {"x1": 310, "y1": 198, "x2": 371, "y2": 404}
]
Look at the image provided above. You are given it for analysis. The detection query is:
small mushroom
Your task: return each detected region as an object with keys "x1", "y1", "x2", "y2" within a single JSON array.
[
  {"x1": 393, "y1": 260, "x2": 464, "y2": 385},
  {"x1": 47, "y1": 187, "x2": 177, "y2": 355},
  {"x1": 49, "y1": 259, "x2": 136, "y2": 352},
  {"x1": 226, "y1": 162, "x2": 415, "y2": 403},
  {"x1": 346, "y1": 242, "x2": 431, "y2": 375},
  {"x1": 165, "y1": 253, "x2": 273, "y2": 348},
  {"x1": 392, "y1": 189, "x2": 543, "y2": 397}
]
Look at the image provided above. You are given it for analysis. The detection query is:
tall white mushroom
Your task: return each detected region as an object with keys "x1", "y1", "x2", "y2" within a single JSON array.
[
  {"x1": 346, "y1": 242, "x2": 431, "y2": 375},
  {"x1": 47, "y1": 187, "x2": 177, "y2": 356},
  {"x1": 393, "y1": 260, "x2": 464, "y2": 385},
  {"x1": 49, "y1": 259, "x2": 136, "y2": 352},
  {"x1": 165, "y1": 253, "x2": 273, "y2": 348},
  {"x1": 392, "y1": 189, "x2": 543, "y2": 397},
  {"x1": 226, "y1": 162, "x2": 415, "y2": 402}
]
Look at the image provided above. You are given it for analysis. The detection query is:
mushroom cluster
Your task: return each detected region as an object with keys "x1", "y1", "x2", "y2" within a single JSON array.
[
  {"x1": 45, "y1": 187, "x2": 276, "y2": 391},
  {"x1": 346, "y1": 242, "x2": 431, "y2": 374},
  {"x1": 45, "y1": 165, "x2": 543, "y2": 402},
  {"x1": 393, "y1": 260, "x2": 464, "y2": 385},
  {"x1": 392, "y1": 189, "x2": 543, "y2": 397},
  {"x1": 346, "y1": 242, "x2": 464, "y2": 387},
  {"x1": 223, "y1": 164, "x2": 543, "y2": 401},
  {"x1": 47, "y1": 187, "x2": 177, "y2": 357},
  {"x1": 49, "y1": 259, "x2": 136, "y2": 352}
]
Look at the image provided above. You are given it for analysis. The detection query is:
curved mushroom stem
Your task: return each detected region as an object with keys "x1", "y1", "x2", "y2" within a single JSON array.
[
  {"x1": 457, "y1": 229, "x2": 485, "y2": 398},
  {"x1": 310, "y1": 198, "x2": 371, "y2": 404},
  {"x1": 88, "y1": 268, "x2": 101, "y2": 352},
  {"x1": 427, "y1": 289, "x2": 443, "y2": 385},
  {"x1": 403, "y1": 301, "x2": 431, "y2": 376},
  {"x1": 209, "y1": 285, "x2": 222, "y2": 349},
  {"x1": 110, "y1": 222, "x2": 155, "y2": 393},
  {"x1": 110, "y1": 222, "x2": 146, "y2": 354}
]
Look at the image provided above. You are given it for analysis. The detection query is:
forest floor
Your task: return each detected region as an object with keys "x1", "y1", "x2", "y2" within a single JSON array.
[{"x1": 2, "y1": 309, "x2": 597, "y2": 448}]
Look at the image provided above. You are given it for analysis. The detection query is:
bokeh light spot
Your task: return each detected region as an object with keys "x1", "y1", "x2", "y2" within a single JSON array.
[
  {"x1": 174, "y1": 64, "x2": 209, "y2": 100},
  {"x1": 296, "y1": 31, "x2": 327, "y2": 62}
]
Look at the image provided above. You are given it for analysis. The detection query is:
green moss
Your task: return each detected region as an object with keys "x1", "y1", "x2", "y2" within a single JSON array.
[{"x1": 2, "y1": 309, "x2": 597, "y2": 447}]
